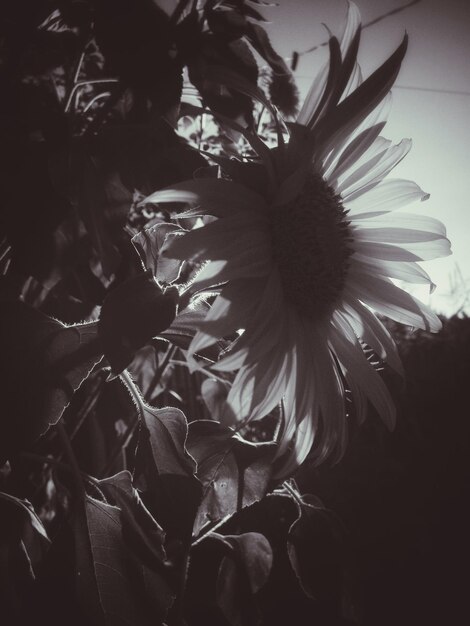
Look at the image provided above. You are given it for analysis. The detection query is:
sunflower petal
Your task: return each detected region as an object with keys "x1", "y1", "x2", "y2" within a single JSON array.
[
  {"x1": 322, "y1": 91, "x2": 390, "y2": 178},
  {"x1": 342, "y1": 297, "x2": 403, "y2": 374},
  {"x1": 315, "y1": 33, "x2": 408, "y2": 153},
  {"x1": 340, "y1": 138, "x2": 411, "y2": 199},
  {"x1": 351, "y1": 254, "x2": 436, "y2": 291},
  {"x1": 352, "y1": 212, "x2": 444, "y2": 237},
  {"x1": 346, "y1": 272, "x2": 442, "y2": 331},
  {"x1": 355, "y1": 226, "x2": 445, "y2": 244},
  {"x1": 329, "y1": 316, "x2": 396, "y2": 430},
  {"x1": 142, "y1": 179, "x2": 267, "y2": 216},
  {"x1": 190, "y1": 252, "x2": 270, "y2": 292},
  {"x1": 352, "y1": 238, "x2": 451, "y2": 262},
  {"x1": 215, "y1": 270, "x2": 285, "y2": 368},
  {"x1": 346, "y1": 178, "x2": 429, "y2": 217},
  {"x1": 163, "y1": 213, "x2": 267, "y2": 261}
]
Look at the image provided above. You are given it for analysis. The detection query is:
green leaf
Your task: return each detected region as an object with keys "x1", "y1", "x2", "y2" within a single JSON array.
[
  {"x1": 70, "y1": 145, "x2": 122, "y2": 278},
  {"x1": 215, "y1": 532, "x2": 273, "y2": 626},
  {"x1": 135, "y1": 406, "x2": 202, "y2": 541},
  {"x1": 207, "y1": 9, "x2": 248, "y2": 40},
  {"x1": 186, "y1": 421, "x2": 275, "y2": 536},
  {"x1": 0, "y1": 301, "x2": 102, "y2": 460},
  {"x1": 244, "y1": 21, "x2": 290, "y2": 75},
  {"x1": 201, "y1": 378, "x2": 229, "y2": 417},
  {"x1": 98, "y1": 471, "x2": 167, "y2": 564},
  {"x1": 94, "y1": 0, "x2": 182, "y2": 116},
  {"x1": 159, "y1": 301, "x2": 230, "y2": 362},
  {"x1": 287, "y1": 494, "x2": 344, "y2": 605},
  {"x1": 96, "y1": 123, "x2": 207, "y2": 196},
  {"x1": 0, "y1": 491, "x2": 50, "y2": 621},
  {"x1": 132, "y1": 222, "x2": 184, "y2": 285},
  {"x1": 0, "y1": 491, "x2": 50, "y2": 576},
  {"x1": 98, "y1": 270, "x2": 178, "y2": 377},
  {"x1": 187, "y1": 35, "x2": 259, "y2": 126},
  {"x1": 74, "y1": 491, "x2": 173, "y2": 626}
]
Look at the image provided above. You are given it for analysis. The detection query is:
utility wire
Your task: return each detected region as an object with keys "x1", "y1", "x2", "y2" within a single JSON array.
[
  {"x1": 292, "y1": 79, "x2": 470, "y2": 97},
  {"x1": 290, "y1": 0, "x2": 422, "y2": 68},
  {"x1": 393, "y1": 85, "x2": 470, "y2": 97}
]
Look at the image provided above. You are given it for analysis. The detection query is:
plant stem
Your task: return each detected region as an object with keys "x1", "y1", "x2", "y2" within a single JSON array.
[
  {"x1": 64, "y1": 50, "x2": 86, "y2": 113},
  {"x1": 56, "y1": 421, "x2": 85, "y2": 498},
  {"x1": 21, "y1": 452, "x2": 101, "y2": 490},
  {"x1": 171, "y1": 548, "x2": 191, "y2": 626},
  {"x1": 101, "y1": 416, "x2": 140, "y2": 477},
  {"x1": 98, "y1": 370, "x2": 145, "y2": 476},
  {"x1": 146, "y1": 344, "x2": 178, "y2": 401}
]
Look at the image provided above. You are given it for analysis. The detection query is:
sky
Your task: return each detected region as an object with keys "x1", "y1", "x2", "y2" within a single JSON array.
[{"x1": 262, "y1": 0, "x2": 470, "y2": 315}]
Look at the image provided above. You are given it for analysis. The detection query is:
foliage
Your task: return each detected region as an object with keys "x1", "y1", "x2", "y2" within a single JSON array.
[{"x1": 0, "y1": 1, "x2": 465, "y2": 625}]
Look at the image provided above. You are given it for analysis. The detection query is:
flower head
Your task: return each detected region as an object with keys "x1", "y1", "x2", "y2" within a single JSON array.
[{"x1": 144, "y1": 2, "x2": 451, "y2": 476}]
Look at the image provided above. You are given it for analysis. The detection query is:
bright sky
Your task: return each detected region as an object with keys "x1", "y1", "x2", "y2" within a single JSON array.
[{"x1": 264, "y1": 0, "x2": 470, "y2": 316}]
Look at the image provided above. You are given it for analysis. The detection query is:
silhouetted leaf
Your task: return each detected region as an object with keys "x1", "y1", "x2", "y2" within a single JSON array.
[
  {"x1": 159, "y1": 300, "x2": 230, "y2": 361},
  {"x1": 98, "y1": 471, "x2": 166, "y2": 561},
  {"x1": 73, "y1": 147, "x2": 122, "y2": 278},
  {"x1": 287, "y1": 494, "x2": 344, "y2": 605},
  {"x1": 0, "y1": 491, "x2": 50, "y2": 575},
  {"x1": 98, "y1": 270, "x2": 178, "y2": 376},
  {"x1": 216, "y1": 531, "x2": 273, "y2": 626},
  {"x1": 186, "y1": 420, "x2": 275, "y2": 536},
  {"x1": 188, "y1": 36, "x2": 258, "y2": 126},
  {"x1": 0, "y1": 491, "x2": 50, "y2": 619},
  {"x1": 93, "y1": 0, "x2": 183, "y2": 117},
  {"x1": 135, "y1": 406, "x2": 202, "y2": 541},
  {"x1": 97, "y1": 471, "x2": 175, "y2": 621},
  {"x1": 132, "y1": 222, "x2": 184, "y2": 285},
  {"x1": 201, "y1": 378, "x2": 229, "y2": 417},
  {"x1": 0, "y1": 301, "x2": 102, "y2": 460},
  {"x1": 2, "y1": 141, "x2": 71, "y2": 285},
  {"x1": 74, "y1": 490, "x2": 173, "y2": 626},
  {"x1": 96, "y1": 123, "x2": 207, "y2": 196}
]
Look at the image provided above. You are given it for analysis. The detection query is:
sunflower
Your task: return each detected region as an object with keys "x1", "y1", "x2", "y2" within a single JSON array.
[{"x1": 143, "y1": 2, "x2": 451, "y2": 476}]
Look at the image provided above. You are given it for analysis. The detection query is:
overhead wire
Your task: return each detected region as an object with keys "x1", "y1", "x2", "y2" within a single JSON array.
[
  {"x1": 289, "y1": 0, "x2": 469, "y2": 98},
  {"x1": 290, "y1": 0, "x2": 422, "y2": 67}
]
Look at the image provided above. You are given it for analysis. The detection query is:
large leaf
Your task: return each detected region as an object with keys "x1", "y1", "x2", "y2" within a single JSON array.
[
  {"x1": 3, "y1": 140, "x2": 71, "y2": 288},
  {"x1": 215, "y1": 532, "x2": 273, "y2": 626},
  {"x1": 287, "y1": 494, "x2": 344, "y2": 606},
  {"x1": 70, "y1": 144, "x2": 122, "y2": 278},
  {"x1": 95, "y1": 123, "x2": 207, "y2": 196},
  {"x1": 135, "y1": 406, "x2": 202, "y2": 541},
  {"x1": 98, "y1": 270, "x2": 178, "y2": 376},
  {"x1": 132, "y1": 222, "x2": 184, "y2": 285},
  {"x1": 98, "y1": 471, "x2": 167, "y2": 564},
  {"x1": 74, "y1": 488, "x2": 173, "y2": 626},
  {"x1": 0, "y1": 491, "x2": 50, "y2": 620},
  {"x1": 159, "y1": 300, "x2": 231, "y2": 362},
  {"x1": 0, "y1": 491, "x2": 50, "y2": 575},
  {"x1": 186, "y1": 420, "x2": 275, "y2": 536},
  {"x1": 187, "y1": 34, "x2": 259, "y2": 126},
  {"x1": 93, "y1": 0, "x2": 183, "y2": 117},
  {"x1": 0, "y1": 300, "x2": 102, "y2": 460}
]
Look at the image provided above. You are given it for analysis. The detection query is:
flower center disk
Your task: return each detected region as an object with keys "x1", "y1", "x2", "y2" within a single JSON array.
[{"x1": 271, "y1": 173, "x2": 352, "y2": 320}]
